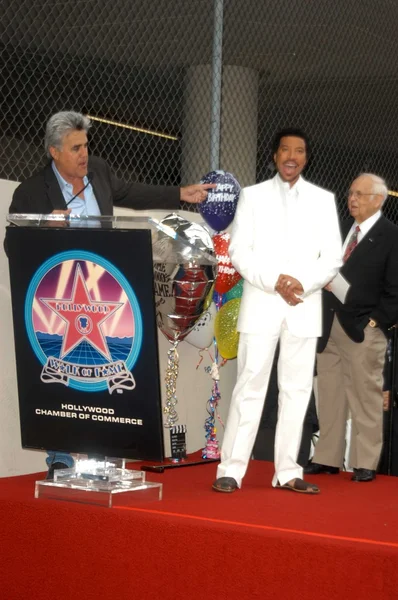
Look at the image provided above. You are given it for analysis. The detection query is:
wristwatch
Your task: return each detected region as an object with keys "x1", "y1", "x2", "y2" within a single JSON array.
[{"x1": 368, "y1": 318, "x2": 378, "y2": 328}]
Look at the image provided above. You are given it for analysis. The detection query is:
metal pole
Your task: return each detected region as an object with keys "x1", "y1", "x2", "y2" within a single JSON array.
[{"x1": 209, "y1": 0, "x2": 224, "y2": 171}]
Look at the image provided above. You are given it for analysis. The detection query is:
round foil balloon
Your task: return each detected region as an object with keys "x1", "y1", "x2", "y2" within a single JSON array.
[
  {"x1": 214, "y1": 298, "x2": 241, "y2": 360},
  {"x1": 213, "y1": 232, "x2": 241, "y2": 294},
  {"x1": 151, "y1": 213, "x2": 218, "y2": 342},
  {"x1": 225, "y1": 278, "x2": 244, "y2": 302},
  {"x1": 199, "y1": 170, "x2": 241, "y2": 232},
  {"x1": 203, "y1": 283, "x2": 215, "y2": 310},
  {"x1": 185, "y1": 301, "x2": 217, "y2": 349}
]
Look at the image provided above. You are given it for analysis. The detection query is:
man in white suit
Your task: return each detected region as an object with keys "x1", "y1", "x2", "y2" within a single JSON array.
[{"x1": 212, "y1": 128, "x2": 342, "y2": 495}]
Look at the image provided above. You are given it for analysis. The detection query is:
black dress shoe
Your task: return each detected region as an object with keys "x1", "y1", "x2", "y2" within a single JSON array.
[
  {"x1": 46, "y1": 462, "x2": 70, "y2": 480},
  {"x1": 304, "y1": 461, "x2": 339, "y2": 475},
  {"x1": 351, "y1": 468, "x2": 376, "y2": 482},
  {"x1": 212, "y1": 477, "x2": 238, "y2": 493}
]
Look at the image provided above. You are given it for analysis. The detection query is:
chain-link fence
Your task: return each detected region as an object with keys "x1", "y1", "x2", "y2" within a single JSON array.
[{"x1": 1, "y1": 0, "x2": 398, "y2": 222}]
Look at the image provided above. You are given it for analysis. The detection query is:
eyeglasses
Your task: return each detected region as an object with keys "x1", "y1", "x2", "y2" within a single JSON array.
[{"x1": 347, "y1": 191, "x2": 378, "y2": 200}]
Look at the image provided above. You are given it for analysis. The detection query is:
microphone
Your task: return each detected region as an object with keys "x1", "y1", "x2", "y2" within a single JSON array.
[{"x1": 65, "y1": 172, "x2": 94, "y2": 207}]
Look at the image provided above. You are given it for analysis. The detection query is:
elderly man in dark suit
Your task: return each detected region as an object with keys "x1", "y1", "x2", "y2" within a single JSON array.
[
  {"x1": 8, "y1": 110, "x2": 214, "y2": 478},
  {"x1": 9, "y1": 111, "x2": 214, "y2": 215},
  {"x1": 305, "y1": 173, "x2": 398, "y2": 482}
]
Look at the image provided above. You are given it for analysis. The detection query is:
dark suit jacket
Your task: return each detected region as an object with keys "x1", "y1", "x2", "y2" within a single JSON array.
[
  {"x1": 318, "y1": 215, "x2": 398, "y2": 352},
  {"x1": 9, "y1": 155, "x2": 181, "y2": 215}
]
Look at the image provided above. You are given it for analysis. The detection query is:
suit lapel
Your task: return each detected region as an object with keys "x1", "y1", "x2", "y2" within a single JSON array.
[
  {"x1": 44, "y1": 163, "x2": 67, "y2": 210},
  {"x1": 251, "y1": 178, "x2": 283, "y2": 238},
  {"x1": 86, "y1": 158, "x2": 110, "y2": 216},
  {"x1": 344, "y1": 216, "x2": 385, "y2": 265},
  {"x1": 91, "y1": 178, "x2": 107, "y2": 216}
]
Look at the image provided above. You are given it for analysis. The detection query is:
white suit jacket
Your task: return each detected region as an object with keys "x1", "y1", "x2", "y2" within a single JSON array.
[{"x1": 229, "y1": 175, "x2": 342, "y2": 338}]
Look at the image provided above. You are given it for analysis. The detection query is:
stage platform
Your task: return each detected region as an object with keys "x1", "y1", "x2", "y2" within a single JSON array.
[{"x1": 0, "y1": 458, "x2": 397, "y2": 599}]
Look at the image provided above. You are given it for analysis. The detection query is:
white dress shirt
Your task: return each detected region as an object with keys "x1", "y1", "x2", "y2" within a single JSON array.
[
  {"x1": 274, "y1": 173, "x2": 302, "y2": 271},
  {"x1": 52, "y1": 162, "x2": 101, "y2": 216},
  {"x1": 342, "y1": 211, "x2": 382, "y2": 253}
]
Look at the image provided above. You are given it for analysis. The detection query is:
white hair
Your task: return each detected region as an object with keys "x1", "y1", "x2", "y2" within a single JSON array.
[
  {"x1": 44, "y1": 111, "x2": 91, "y2": 157},
  {"x1": 358, "y1": 173, "x2": 388, "y2": 203}
]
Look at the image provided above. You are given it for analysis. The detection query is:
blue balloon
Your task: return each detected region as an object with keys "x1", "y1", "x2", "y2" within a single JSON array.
[
  {"x1": 212, "y1": 290, "x2": 227, "y2": 307},
  {"x1": 199, "y1": 170, "x2": 241, "y2": 232}
]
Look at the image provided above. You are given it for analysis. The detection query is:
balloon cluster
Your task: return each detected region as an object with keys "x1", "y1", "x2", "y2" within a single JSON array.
[
  {"x1": 186, "y1": 170, "x2": 243, "y2": 459},
  {"x1": 186, "y1": 171, "x2": 243, "y2": 359},
  {"x1": 152, "y1": 214, "x2": 217, "y2": 428}
]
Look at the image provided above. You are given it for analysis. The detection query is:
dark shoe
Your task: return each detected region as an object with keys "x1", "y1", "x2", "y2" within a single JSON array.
[
  {"x1": 46, "y1": 461, "x2": 70, "y2": 480},
  {"x1": 276, "y1": 478, "x2": 320, "y2": 495},
  {"x1": 304, "y1": 461, "x2": 339, "y2": 475},
  {"x1": 212, "y1": 477, "x2": 238, "y2": 493},
  {"x1": 351, "y1": 468, "x2": 376, "y2": 482}
]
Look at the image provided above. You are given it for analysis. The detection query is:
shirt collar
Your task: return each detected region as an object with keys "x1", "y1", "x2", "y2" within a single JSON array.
[
  {"x1": 52, "y1": 161, "x2": 88, "y2": 190},
  {"x1": 355, "y1": 210, "x2": 382, "y2": 237},
  {"x1": 275, "y1": 173, "x2": 304, "y2": 195}
]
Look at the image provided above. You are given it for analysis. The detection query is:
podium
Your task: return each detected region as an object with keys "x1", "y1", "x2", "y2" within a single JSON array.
[{"x1": 6, "y1": 213, "x2": 216, "y2": 504}]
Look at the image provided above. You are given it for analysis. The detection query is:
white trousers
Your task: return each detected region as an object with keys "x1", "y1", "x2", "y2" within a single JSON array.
[{"x1": 217, "y1": 322, "x2": 317, "y2": 487}]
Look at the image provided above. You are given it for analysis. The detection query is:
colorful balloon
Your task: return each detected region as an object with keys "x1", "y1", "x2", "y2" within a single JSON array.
[
  {"x1": 214, "y1": 298, "x2": 241, "y2": 360},
  {"x1": 225, "y1": 278, "x2": 244, "y2": 301},
  {"x1": 213, "y1": 289, "x2": 227, "y2": 307},
  {"x1": 203, "y1": 283, "x2": 215, "y2": 310},
  {"x1": 199, "y1": 170, "x2": 241, "y2": 232},
  {"x1": 185, "y1": 302, "x2": 217, "y2": 349},
  {"x1": 213, "y1": 232, "x2": 241, "y2": 294}
]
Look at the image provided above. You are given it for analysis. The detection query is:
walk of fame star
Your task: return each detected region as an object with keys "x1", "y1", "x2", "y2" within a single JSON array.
[{"x1": 41, "y1": 263, "x2": 122, "y2": 361}]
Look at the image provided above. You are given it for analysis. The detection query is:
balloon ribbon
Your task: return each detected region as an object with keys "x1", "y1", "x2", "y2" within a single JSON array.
[{"x1": 164, "y1": 340, "x2": 179, "y2": 428}]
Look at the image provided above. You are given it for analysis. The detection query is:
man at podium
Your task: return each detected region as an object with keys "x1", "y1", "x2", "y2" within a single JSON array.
[
  {"x1": 8, "y1": 110, "x2": 214, "y2": 478},
  {"x1": 9, "y1": 111, "x2": 214, "y2": 216}
]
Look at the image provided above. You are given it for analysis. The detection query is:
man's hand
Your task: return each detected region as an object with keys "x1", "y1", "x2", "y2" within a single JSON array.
[
  {"x1": 383, "y1": 390, "x2": 390, "y2": 411},
  {"x1": 275, "y1": 274, "x2": 304, "y2": 306},
  {"x1": 180, "y1": 184, "x2": 217, "y2": 204},
  {"x1": 45, "y1": 209, "x2": 71, "y2": 227}
]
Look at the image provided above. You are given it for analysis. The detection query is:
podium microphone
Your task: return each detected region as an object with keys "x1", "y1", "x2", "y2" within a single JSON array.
[{"x1": 65, "y1": 172, "x2": 94, "y2": 207}]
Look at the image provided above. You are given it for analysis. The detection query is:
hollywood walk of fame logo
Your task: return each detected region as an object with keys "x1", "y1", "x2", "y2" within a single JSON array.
[{"x1": 25, "y1": 251, "x2": 143, "y2": 394}]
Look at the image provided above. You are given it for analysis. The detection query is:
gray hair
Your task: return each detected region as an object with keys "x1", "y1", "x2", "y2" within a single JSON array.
[
  {"x1": 358, "y1": 173, "x2": 388, "y2": 203},
  {"x1": 44, "y1": 111, "x2": 91, "y2": 157}
]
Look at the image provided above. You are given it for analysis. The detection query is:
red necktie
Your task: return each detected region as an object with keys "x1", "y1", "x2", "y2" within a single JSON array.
[{"x1": 343, "y1": 225, "x2": 360, "y2": 262}]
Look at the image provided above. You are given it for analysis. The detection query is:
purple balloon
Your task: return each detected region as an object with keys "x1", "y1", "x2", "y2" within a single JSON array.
[{"x1": 199, "y1": 170, "x2": 241, "y2": 232}]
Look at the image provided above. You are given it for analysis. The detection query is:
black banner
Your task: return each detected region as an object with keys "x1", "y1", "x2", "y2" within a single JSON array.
[{"x1": 7, "y1": 225, "x2": 164, "y2": 461}]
